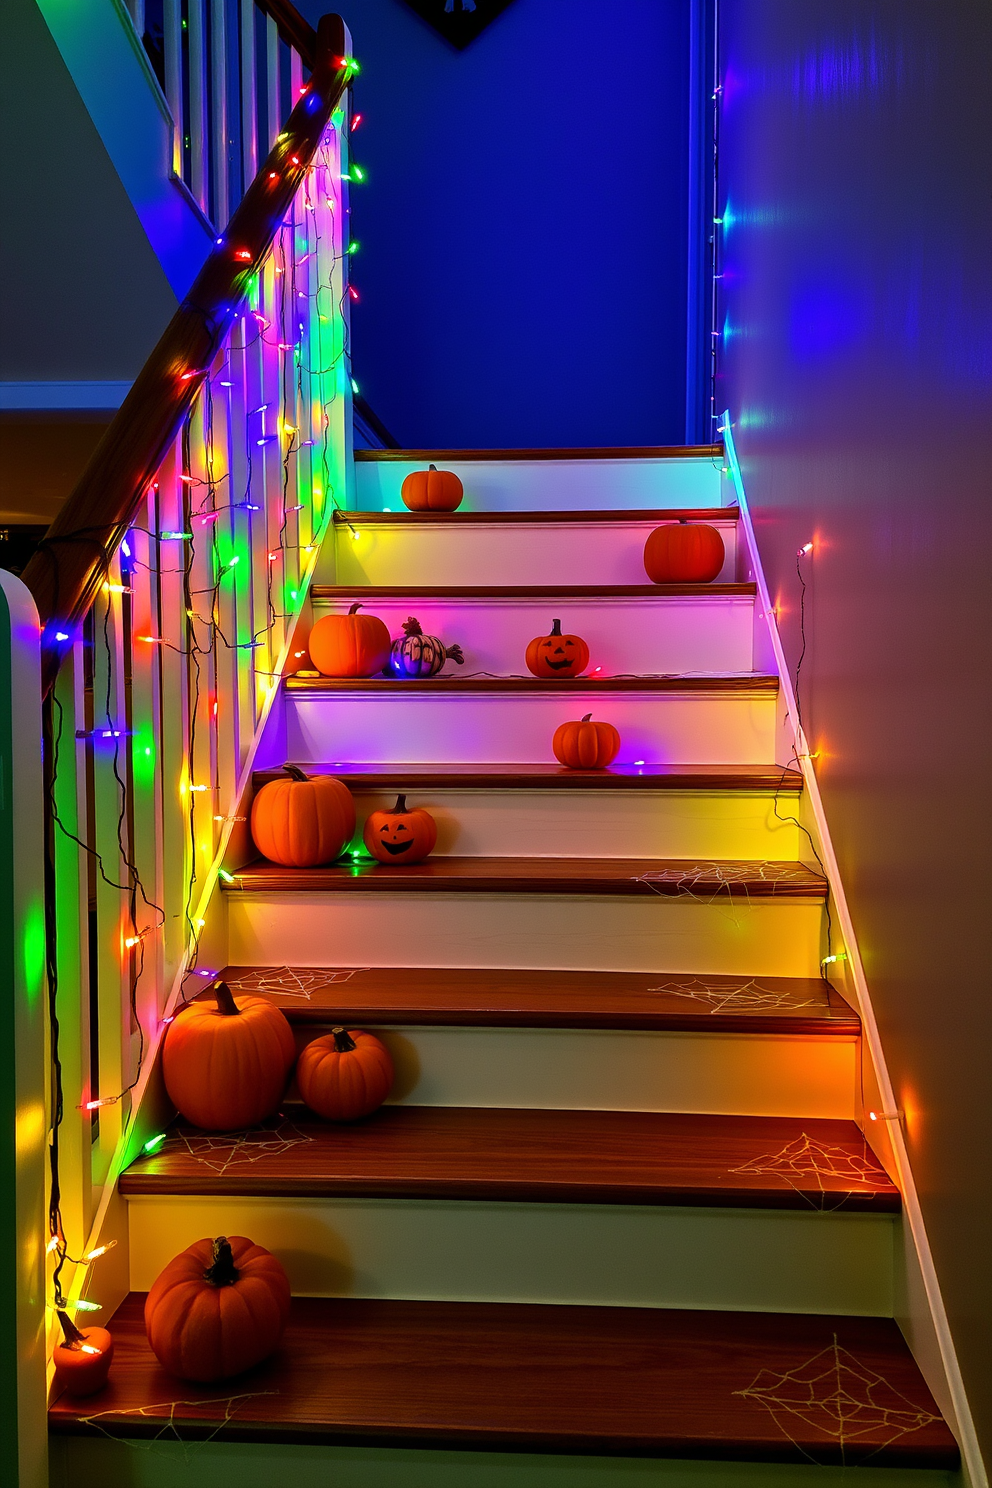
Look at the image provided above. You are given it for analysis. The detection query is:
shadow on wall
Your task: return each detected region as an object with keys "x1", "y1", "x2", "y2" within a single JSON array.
[{"x1": 314, "y1": 0, "x2": 692, "y2": 448}]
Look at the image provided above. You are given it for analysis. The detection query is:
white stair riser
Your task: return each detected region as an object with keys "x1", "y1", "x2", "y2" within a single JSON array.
[
  {"x1": 310, "y1": 595, "x2": 753, "y2": 675},
  {"x1": 285, "y1": 692, "x2": 777, "y2": 766},
  {"x1": 347, "y1": 790, "x2": 802, "y2": 860},
  {"x1": 354, "y1": 456, "x2": 724, "y2": 515},
  {"x1": 127, "y1": 1196, "x2": 894, "y2": 1318},
  {"x1": 226, "y1": 894, "x2": 826, "y2": 978},
  {"x1": 333, "y1": 517, "x2": 737, "y2": 588},
  {"x1": 284, "y1": 1027, "x2": 854, "y2": 1118}
]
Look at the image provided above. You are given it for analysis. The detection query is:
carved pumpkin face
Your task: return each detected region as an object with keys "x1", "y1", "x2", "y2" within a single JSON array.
[
  {"x1": 363, "y1": 794, "x2": 438, "y2": 864},
  {"x1": 525, "y1": 619, "x2": 590, "y2": 679}
]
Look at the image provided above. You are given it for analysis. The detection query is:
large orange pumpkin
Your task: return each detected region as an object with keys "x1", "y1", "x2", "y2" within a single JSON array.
[
  {"x1": 643, "y1": 518, "x2": 725, "y2": 583},
  {"x1": 525, "y1": 619, "x2": 589, "y2": 679},
  {"x1": 251, "y1": 766, "x2": 356, "y2": 867},
  {"x1": 553, "y1": 713, "x2": 621, "y2": 769},
  {"x1": 144, "y1": 1235, "x2": 291, "y2": 1382},
  {"x1": 363, "y1": 793, "x2": 437, "y2": 864},
  {"x1": 297, "y1": 1027, "x2": 394, "y2": 1120},
  {"x1": 162, "y1": 980, "x2": 295, "y2": 1130},
  {"x1": 401, "y1": 464, "x2": 463, "y2": 512},
  {"x1": 308, "y1": 602, "x2": 391, "y2": 677}
]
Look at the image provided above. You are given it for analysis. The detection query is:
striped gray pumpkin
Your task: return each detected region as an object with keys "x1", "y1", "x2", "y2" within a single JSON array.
[{"x1": 389, "y1": 617, "x2": 465, "y2": 678}]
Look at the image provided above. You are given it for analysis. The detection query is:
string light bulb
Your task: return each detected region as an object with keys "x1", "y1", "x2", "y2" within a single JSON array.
[
  {"x1": 798, "y1": 541, "x2": 814, "y2": 556},
  {"x1": 868, "y1": 1110, "x2": 904, "y2": 1123}
]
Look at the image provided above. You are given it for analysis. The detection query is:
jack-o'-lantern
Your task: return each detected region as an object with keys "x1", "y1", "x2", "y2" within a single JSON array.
[
  {"x1": 525, "y1": 619, "x2": 589, "y2": 679},
  {"x1": 553, "y1": 713, "x2": 621, "y2": 769},
  {"x1": 401, "y1": 464, "x2": 464, "y2": 512},
  {"x1": 308, "y1": 603, "x2": 391, "y2": 678},
  {"x1": 363, "y1": 794, "x2": 437, "y2": 864},
  {"x1": 643, "y1": 518, "x2": 725, "y2": 584}
]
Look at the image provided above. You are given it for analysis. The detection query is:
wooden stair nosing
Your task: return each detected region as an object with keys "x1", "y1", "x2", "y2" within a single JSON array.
[
  {"x1": 223, "y1": 856, "x2": 827, "y2": 898},
  {"x1": 284, "y1": 674, "x2": 779, "y2": 695},
  {"x1": 253, "y1": 762, "x2": 804, "y2": 792},
  {"x1": 212, "y1": 966, "x2": 859, "y2": 1036},
  {"x1": 120, "y1": 1109, "x2": 897, "y2": 1212},
  {"x1": 354, "y1": 445, "x2": 725, "y2": 462},
  {"x1": 335, "y1": 506, "x2": 734, "y2": 524},
  {"x1": 49, "y1": 1296, "x2": 956, "y2": 1468},
  {"x1": 311, "y1": 583, "x2": 755, "y2": 599}
]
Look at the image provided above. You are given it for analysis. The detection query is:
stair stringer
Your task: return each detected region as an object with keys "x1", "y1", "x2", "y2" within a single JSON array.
[{"x1": 720, "y1": 416, "x2": 985, "y2": 1488}]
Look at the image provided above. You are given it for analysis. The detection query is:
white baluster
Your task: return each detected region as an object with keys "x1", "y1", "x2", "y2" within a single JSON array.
[
  {"x1": 210, "y1": 0, "x2": 230, "y2": 226},
  {"x1": 239, "y1": 0, "x2": 258, "y2": 195}
]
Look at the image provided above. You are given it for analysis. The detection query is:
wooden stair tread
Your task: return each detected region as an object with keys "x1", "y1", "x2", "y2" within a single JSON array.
[
  {"x1": 354, "y1": 445, "x2": 724, "y2": 461},
  {"x1": 223, "y1": 856, "x2": 827, "y2": 897},
  {"x1": 120, "y1": 1110, "x2": 896, "y2": 1210},
  {"x1": 49, "y1": 1295, "x2": 955, "y2": 1467},
  {"x1": 213, "y1": 966, "x2": 857, "y2": 1034},
  {"x1": 312, "y1": 583, "x2": 754, "y2": 599},
  {"x1": 285, "y1": 674, "x2": 777, "y2": 694},
  {"x1": 335, "y1": 506, "x2": 734, "y2": 526},
  {"x1": 255, "y1": 762, "x2": 804, "y2": 791}
]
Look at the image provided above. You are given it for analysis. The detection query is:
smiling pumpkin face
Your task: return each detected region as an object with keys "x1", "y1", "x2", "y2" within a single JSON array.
[
  {"x1": 363, "y1": 794, "x2": 438, "y2": 865},
  {"x1": 525, "y1": 619, "x2": 590, "y2": 680}
]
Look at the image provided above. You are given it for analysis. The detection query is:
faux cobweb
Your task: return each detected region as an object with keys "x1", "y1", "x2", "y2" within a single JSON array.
[
  {"x1": 225, "y1": 965, "x2": 370, "y2": 1001},
  {"x1": 76, "y1": 1391, "x2": 277, "y2": 1462},
  {"x1": 730, "y1": 1133, "x2": 893, "y2": 1210},
  {"x1": 735, "y1": 1335, "x2": 941, "y2": 1464},
  {"x1": 149, "y1": 1116, "x2": 313, "y2": 1176},
  {"x1": 646, "y1": 977, "x2": 822, "y2": 1013},
  {"x1": 634, "y1": 860, "x2": 817, "y2": 895}
]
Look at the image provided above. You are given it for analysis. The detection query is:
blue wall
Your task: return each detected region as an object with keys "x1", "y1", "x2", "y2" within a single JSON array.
[
  {"x1": 302, "y1": 0, "x2": 691, "y2": 448},
  {"x1": 716, "y1": 0, "x2": 992, "y2": 1461}
]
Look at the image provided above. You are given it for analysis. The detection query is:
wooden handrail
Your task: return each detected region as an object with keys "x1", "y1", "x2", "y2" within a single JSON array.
[
  {"x1": 255, "y1": 0, "x2": 318, "y2": 66},
  {"x1": 22, "y1": 13, "x2": 349, "y2": 694}
]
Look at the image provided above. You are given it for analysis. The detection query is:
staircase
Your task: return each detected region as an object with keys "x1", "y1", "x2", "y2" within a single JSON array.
[{"x1": 48, "y1": 449, "x2": 959, "y2": 1484}]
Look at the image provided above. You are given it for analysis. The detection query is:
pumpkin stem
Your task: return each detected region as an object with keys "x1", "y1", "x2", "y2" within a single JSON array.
[
  {"x1": 393, "y1": 794, "x2": 409, "y2": 812},
  {"x1": 581, "y1": 713, "x2": 592, "y2": 723},
  {"x1": 283, "y1": 765, "x2": 309, "y2": 782},
  {"x1": 348, "y1": 602, "x2": 364, "y2": 615},
  {"x1": 331, "y1": 1026, "x2": 358, "y2": 1053},
  {"x1": 678, "y1": 517, "x2": 688, "y2": 525},
  {"x1": 428, "y1": 464, "x2": 437, "y2": 471},
  {"x1": 57, "y1": 1310, "x2": 86, "y2": 1349},
  {"x1": 446, "y1": 644, "x2": 465, "y2": 665},
  {"x1": 402, "y1": 617, "x2": 423, "y2": 637},
  {"x1": 212, "y1": 980, "x2": 241, "y2": 1017},
  {"x1": 549, "y1": 619, "x2": 562, "y2": 636},
  {"x1": 204, "y1": 1237, "x2": 240, "y2": 1288}
]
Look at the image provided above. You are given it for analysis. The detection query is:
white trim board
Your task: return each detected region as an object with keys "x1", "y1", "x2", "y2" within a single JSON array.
[
  {"x1": 719, "y1": 414, "x2": 986, "y2": 1488},
  {"x1": 0, "y1": 382, "x2": 132, "y2": 412}
]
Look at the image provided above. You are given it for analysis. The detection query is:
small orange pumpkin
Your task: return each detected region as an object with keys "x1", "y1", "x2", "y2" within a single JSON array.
[
  {"x1": 297, "y1": 1027, "x2": 394, "y2": 1121},
  {"x1": 643, "y1": 518, "x2": 725, "y2": 583},
  {"x1": 553, "y1": 713, "x2": 622, "y2": 770},
  {"x1": 525, "y1": 619, "x2": 589, "y2": 679},
  {"x1": 162, "y1": 980, "x2": 296, "y2": 1130},
  {"x1": 53, "y1": 1311, "x2": 114, "y2": 1396},
  {"x1": 144, "y1": 1235, "x2": 291, "y2": 1382},
  {"x1": 401, "y1": 464, "x2": 463, "y2": 512},
  {"x1": 251, "y1": 766, "x2": 356, "y2": 867},
  {"x1": 363, "y1": 793, "x2": 437, "y2": 864},
  {"x1": 309, "y1": 602, "x2": 391, "y2": 677}
]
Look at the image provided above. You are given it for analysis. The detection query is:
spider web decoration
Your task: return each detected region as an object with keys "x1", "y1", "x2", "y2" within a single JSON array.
[
  {"x1": 646, "y1": 977, "x2": 823, "y2": 1013},
  {"x1": 634, "y1": 861, "x2": 818, "y2": 894},
  {"x1": 76, "y1": 1391, "x2": 277, "y2": 1462},
  {"x1": 150, "y1": 1117, "x2": 314, "y2": 1177},
  {"x1": 400, "y1": 0, "x2": 517, "y2": 51},
  {"x1": 735, "y1": 1335, "x2": 942, "y2": 1466},
  {"x1": 729, "y1": 1133, "x2": 893, "y2": 1210},
  {"x1": 225, "y1": 966, "x2": 370, "y2": 1002}
]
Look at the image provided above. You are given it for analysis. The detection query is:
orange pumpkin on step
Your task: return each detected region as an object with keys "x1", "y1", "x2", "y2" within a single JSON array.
[
  {"x1": 162, "y1": 980, "x2": 296, "y2": 1130},
  {"x1": 251, "y1": 766, "x2": 356, "y2": 867},
  {"x1": 401, "y1": 464, "x2": 463, "y2": 512},
  {"x1": 553, "y1": 714, "x2": 622, "y2": 769},
  {"x1": 643, "y1": 518, "x2": 725, "y2": 583},
  {"x1": 297, "y1": 1027, "x2": 394, "y2": 1121},
  {"x1": 145, "y1": 1235, "x2": 291, "y2": 1382},
  {"x1": 308, "y1": 602, "x2": 391, "y2": 677},
  {"x1": 363, "y1": 793, "x2": 437, "y2": 864},
  {"x1": 525, "y1": 619, "x2": 589, "y2": 679}
]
